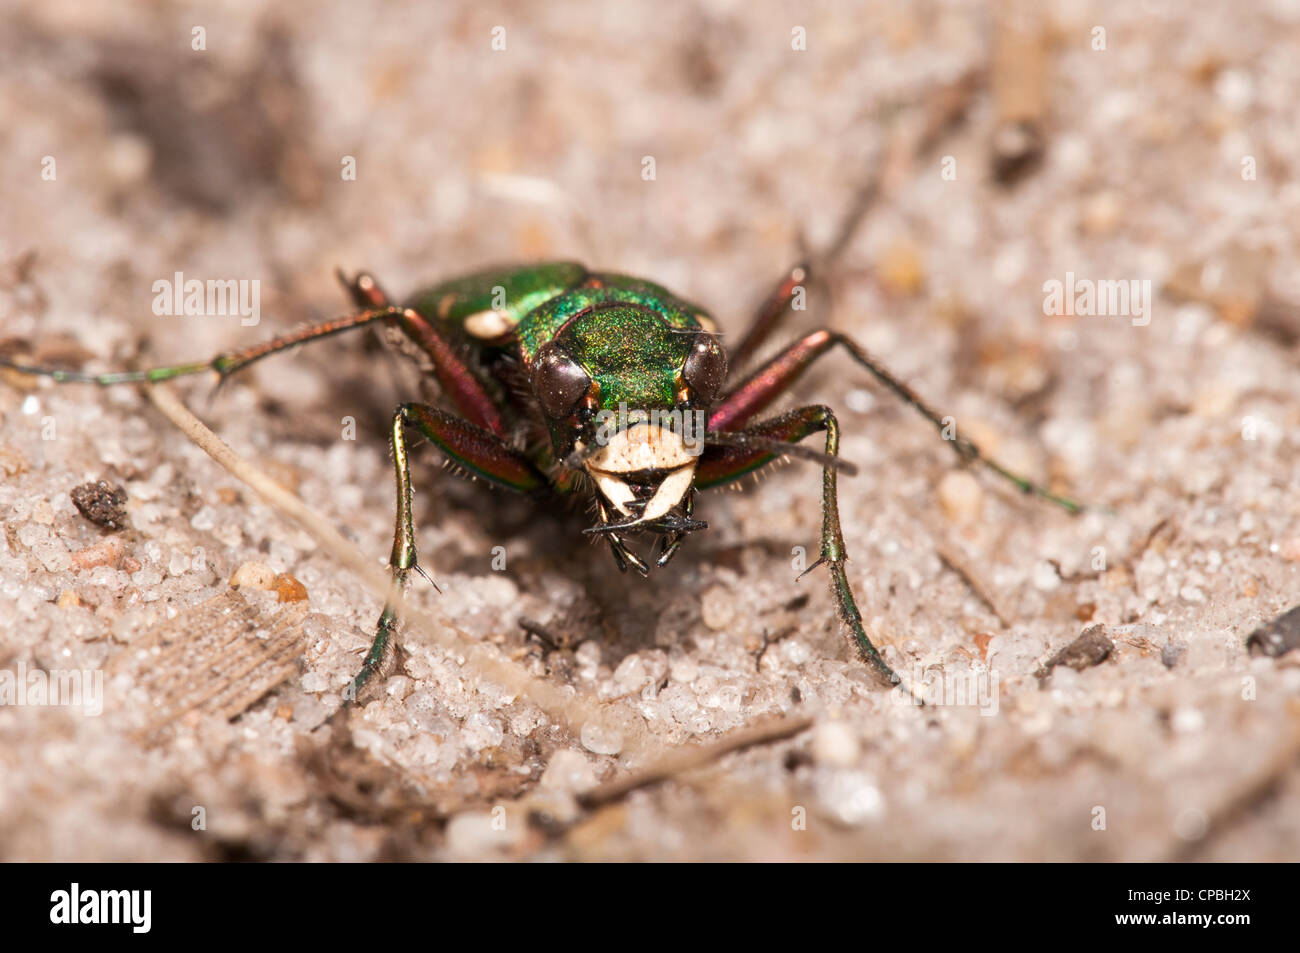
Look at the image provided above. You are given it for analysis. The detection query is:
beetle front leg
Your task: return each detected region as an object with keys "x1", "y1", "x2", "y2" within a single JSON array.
[
  {"x1": 697, "y1": 405, "x2": 899, "y2": 687},
  {"x1": 346, "y1": 402, "x2": 547, "y2": 703}
]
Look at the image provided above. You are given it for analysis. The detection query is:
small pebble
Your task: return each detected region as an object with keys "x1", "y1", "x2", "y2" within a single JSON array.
[
  {"x1": 70, "y1": 480, "x2": 128, "y2": 530},
  {"x1": 1161, "y1": 641, "x2": 1186, "y2": 669},
  {"x1": 1171, "y1": 707, "x2": 1205, "y2": 734},
  {"x1": 580, "y1": 721, "x2": 624, "y2": 756},
  {"x1": 1041, "y1": 625, "x2": 1113, "y2": 676},
  {"x1": 1213, "y1": 68, "x2": 1254, "y2": 111},
  {"x1": 612, "y1": 654, "x2": 647, "y2": 694},
  {"x1": 272, "y1": 573, "x2": 309, "y2": 603},
  {"x1": 1032, "y1": 560, "x2": 1062, "y2": 592},
  {"x1": 811, "y1": 721, "x2": 860, "y2": 768},
  {"x1": 0, "y1": 445, "x2": 29, "y2": 476},
  {"x1": 937, "y1": 470, "x2": 983, "y2": 524},
  {"x1": 540, "y1": 749, "x2": 597, "y2": 793},
  {"x1": 72, "y1": 537, "x2": 124, "y2": 570},
  {"x1": 229, "y1": 561, "x2": 276, "y2": 590},
  {"x1": 670, "y1": 655, "x2": 699, "y2": 684},
  {"x1": 877, "y1": 241, "x2": 926, "y2": 297},
  {"x1": 1081, "y1": 190, "x2": 1123, "y2": 235},
  {"x1": 1246, "y1": 605, "x2": 1300, "y2": 658},
  {"x1": 817, "y1": 768, "x2": 885, "y2": 825},
  {"x1": 700, "y1": 585, "x2": 734, "y2": 631},
  {"x1": 105, "y1": 132, "x2": 152, "y2": 185}
]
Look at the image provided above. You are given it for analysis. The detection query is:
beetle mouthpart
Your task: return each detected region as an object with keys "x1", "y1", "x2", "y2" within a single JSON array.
[
  {"x1": 584, "y1": 423, "x2": 699, "y2": 527},
  {"x1": 583, "y1": 514, "x2": 708, "y2": 536}
]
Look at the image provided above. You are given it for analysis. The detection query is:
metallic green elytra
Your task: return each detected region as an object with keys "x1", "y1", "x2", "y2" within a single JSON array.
[{"x1": 0, "y1": 257, "x2": 1084, "y2": 704}]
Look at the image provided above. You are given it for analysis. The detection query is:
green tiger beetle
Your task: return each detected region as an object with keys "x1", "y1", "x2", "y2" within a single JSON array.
[{"x1": 1, "y1": 254, "x2": 1082, "y2": 700}]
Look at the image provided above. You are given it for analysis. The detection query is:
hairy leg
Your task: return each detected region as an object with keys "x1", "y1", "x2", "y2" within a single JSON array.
[
  {"x1": 698, "y1": 405, "x2": 899, "y2": 687},
  {"x1": 346, "y1": 402, "x2": 547, "y2": 701}
]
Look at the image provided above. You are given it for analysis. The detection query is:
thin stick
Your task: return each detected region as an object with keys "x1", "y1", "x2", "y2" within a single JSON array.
[
  {"x1": 935, "y1": 542, "x2": 1011, "y2": 628},
  {"x1": 1166, "y1": 722, "x2": 1300, "y2": 863},
  {"x1": 576, "y1": 714, "x2": 815, "y2": 810}
]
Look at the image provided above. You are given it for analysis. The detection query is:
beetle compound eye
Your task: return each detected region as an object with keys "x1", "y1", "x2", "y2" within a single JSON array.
[
  {"x1": 532, "y1": 342, "x2": 592, "y2": 418},
  {"x1": 683, "y1": 333, "x2": 727, "y2": 403}
]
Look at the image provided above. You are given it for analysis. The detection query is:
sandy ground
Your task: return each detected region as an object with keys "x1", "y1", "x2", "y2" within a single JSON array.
[{"x1": 1, "y1": 0, "x2": 1299, "y2": 861}]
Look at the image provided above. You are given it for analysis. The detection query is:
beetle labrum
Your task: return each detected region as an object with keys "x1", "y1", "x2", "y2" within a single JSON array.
[{"x1": 1, "y1": 259, "x2": 1081, "y2": 699}]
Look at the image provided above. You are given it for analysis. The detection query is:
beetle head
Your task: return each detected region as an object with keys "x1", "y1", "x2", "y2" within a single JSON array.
[{"x1": 529, "y1": 302, "x2": 725, "y2": 541}]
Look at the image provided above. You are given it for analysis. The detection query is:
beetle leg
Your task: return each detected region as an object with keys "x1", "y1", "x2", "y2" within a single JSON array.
[
  {"x1": 613, "y1": 537, "x2": 649, "y2": 576},
  {"x1": 710, "y1": 328, "x2": 1082, "y2": 512},
  {"x1": 0, "y1": 305, "x2": 408, "y2": 386},
  {"x1": 597, "y1": 501, "x2": 629, "y2": 572},
  {"x1": 727, "y1": 263, "x2": 810, "y2": 373},
  {"x1": 336, "y1": 268, "x2": 392, "y2": 308},
  {"x1": 346, "y1": 402, "x2": 548, "y2": 702},
  {"x1": 727, "y1": 170, "x2": 883, "y2": 370},
  {"x1": 696, "y1": 405, "x2": 899, "y2": 686},
  {"x1": 389, "y1": 309, "x2": 513, "y2": 438},
  {"x1": 228, "y1": 280, "x2": 513, "y2": 437},
  {"x1": 0, "y1": 274, "x2": 511, "y2": 441}
]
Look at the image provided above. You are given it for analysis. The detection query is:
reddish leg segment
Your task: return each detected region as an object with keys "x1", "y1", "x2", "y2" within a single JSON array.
[{"x1": 726, "y1": 263, "x2": 810, "y2": 373}]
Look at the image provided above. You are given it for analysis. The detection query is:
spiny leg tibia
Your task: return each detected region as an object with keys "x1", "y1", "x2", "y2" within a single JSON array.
[
  {"x1": 697, "y1": 405, "x2": 899, "y2": 687},
  {"x1": 344, "y1": 402, "x2": 546, "y2": 703}
]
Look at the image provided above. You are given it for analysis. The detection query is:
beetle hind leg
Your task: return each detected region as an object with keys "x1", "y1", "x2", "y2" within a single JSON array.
[{"x1": 336, "y1": 268, "x2": 392, "y2": 309}]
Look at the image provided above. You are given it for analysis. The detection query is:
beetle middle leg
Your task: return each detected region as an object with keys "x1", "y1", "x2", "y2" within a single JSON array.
[{"x1": 347, "y1": 402, "x2": 547, "y2": 702}]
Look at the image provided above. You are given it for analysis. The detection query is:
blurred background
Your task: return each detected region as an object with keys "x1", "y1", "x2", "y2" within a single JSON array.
[{"x1": 1, "y1": 0, "x2": 1298, "y2": 861}]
